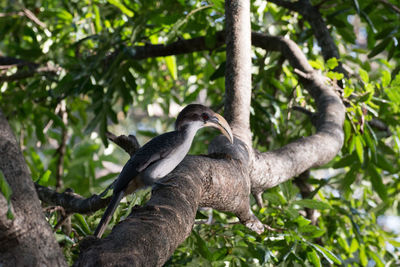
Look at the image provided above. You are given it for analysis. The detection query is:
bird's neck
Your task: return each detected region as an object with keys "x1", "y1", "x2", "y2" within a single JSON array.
[{"x1": 179, "y1": 121, "x2": 203, "y2": 146}]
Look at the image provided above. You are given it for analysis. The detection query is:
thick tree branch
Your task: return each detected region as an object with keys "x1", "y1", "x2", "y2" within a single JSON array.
[
  {"x1": 224, "y1": 0, "x2": 252, "y2": 147},
  {"x1": 114, "y1": 33, "x2": 226, "y2": 61},
  {"x1": 0, "y1": 109, "x2": 67, "y2": 267},
  {"x1": 250, "y1": 33, "x2": 345, "y2": 194}
]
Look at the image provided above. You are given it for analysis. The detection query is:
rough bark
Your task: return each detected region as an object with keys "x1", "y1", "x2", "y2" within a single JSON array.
[
  {"x1": 224, "y1": 0, "x2": 252, "y2": 147},
  {"x1": 0, "y1": 109, "x2": 67, "y2": 267},
  {"x1": 250, "y1": 33, "x2": 345, "y2": 195}
]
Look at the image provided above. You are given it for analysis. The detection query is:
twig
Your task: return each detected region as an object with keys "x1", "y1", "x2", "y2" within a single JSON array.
[
  {"x1": 22, "y1": 8, "x2": 47, "y2": 29},
  {"x1": 56, "y1": 100, "x2": 68, "y2": 191},
  {"x1": 377, "y1": 0, "x2": 400, "y2": 14}
]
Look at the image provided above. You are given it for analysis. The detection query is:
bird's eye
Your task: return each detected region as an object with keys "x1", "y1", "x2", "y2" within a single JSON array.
[{"x1": 201, "y1": 113, "x2": 209, "y2": 121}]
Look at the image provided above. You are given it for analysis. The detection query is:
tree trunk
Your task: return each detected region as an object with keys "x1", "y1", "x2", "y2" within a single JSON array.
[{"x1": 0, "y1": 109, "x2": 67, "y2": 267}]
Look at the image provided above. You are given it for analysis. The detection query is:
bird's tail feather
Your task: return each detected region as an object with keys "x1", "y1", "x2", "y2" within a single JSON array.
[{"x1": 94, "y1": 191, "x2": 124, "y2": 238}]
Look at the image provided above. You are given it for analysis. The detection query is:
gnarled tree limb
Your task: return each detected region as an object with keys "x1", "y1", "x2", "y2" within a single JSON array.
[{"x1": 75, "y1": 20, "x2": 344, "y2": 267}]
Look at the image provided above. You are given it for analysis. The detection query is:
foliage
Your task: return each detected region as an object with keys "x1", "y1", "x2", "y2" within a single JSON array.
[{"x1": 1, "y1": 0, "x2": 400, "y2": 266}]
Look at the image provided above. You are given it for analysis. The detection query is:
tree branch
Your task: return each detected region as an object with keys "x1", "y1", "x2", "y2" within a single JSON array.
[
  {"x1": 250, "y1": 33, "x2": 345, "y2": 194},
  {"x1": 35, "y1": 184, "x2": 111, "y2": 214},
  {"x1": 55, "y1": 100, "x2": 68, "y2": 191},
  {"x1": 377, "y1": 0, "x2": 400, "y2": 14},
  {"x1": 0, "y1": 109, "x2": 67, "y2": 267},
  {"x1": 0, "y1": 64, "x2": 60, "y2": 82},
  {"x1": 224, "y1": 0, "x2": 252, "y2": 147}
]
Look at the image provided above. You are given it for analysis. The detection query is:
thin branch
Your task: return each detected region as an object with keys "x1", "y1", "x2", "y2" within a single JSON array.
[
  {"x1": 377, "y1": 0, "x2": 400, "y2": 14},
  {"x1": 35, "y1": 184, "x2": 111, "y2": 214},
  {"x1": 0, "y1": 56, "x2": 39, "y2": 68},
  {"x1": 0, "y1": 11, "x2": 24, "y2": 17},
  {"x1": 55, "y1": 101, "x2": 68, "y2": 191},
  {"x1": 22, "y1": 8, "x2": 47, "y2": 29},
  {"x1": 0, "y1": 65, "x2": 60, "y2": 82},
  {"x1": 293, "y1": 171, "x2": 319, "y2": 225}
]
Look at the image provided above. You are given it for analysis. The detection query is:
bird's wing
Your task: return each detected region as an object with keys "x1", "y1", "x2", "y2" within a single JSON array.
[
  {"x1": 95, "y1": 131, "x2": 184, "y2": 238},
  {"x1": 113, "y1": 131, "x2": 184, "y2": 193},
  {"x1": 129, "y1": 130, "x2": 184, "y2": 172}
]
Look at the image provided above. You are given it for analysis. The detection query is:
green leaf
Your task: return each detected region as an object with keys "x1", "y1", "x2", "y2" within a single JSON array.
[
  {"x1": 208, "y1": 0, "x2": 224, "y2": 12},
  {"x1": 359, "y1": 244, "x2": 368, "y2": 266},
  {"x1": 367, "y1": 250, "x2": 384, "y2": 267},
  {"x1": 327, "y1": 71, "x2": 344, "y2": 80},
  {"x1": 340, "y1": 162, "x2": 360, "y2": 192},
  {"x1": 307, "y1": 249, "x2": 321, "y2": 267},
  {"x1": 354, "y1": 135, "x2": 364, "y2": 163},
  {"x1": 292, "y1": 199, "x2": 331, "y2": 210},
  {"x1": 192, "y1": 230, "x2": 213, "y2": 260},
  {"x1": 359, "y1": 68, "x2": 369, "y2": 83},
  {"x1": 375, "y1": 153, "x2": 395, "y2": 173},
  {"x1": 37, "y1": 170, "x2": 52, "y2": 186},
  {"x1": 337, "y1": 236, "x2": 350, "y2": 252},
  {"x1": 210, "y1": 61, "x2": 226, "y2": 81},
  {"x1": 343, "y1": 120, "x2": 352, "y2": 143},
  {"x1": 165, "y1": 56, "x2": 177, "y2": 80},
  {"x1": 368, "y1": 38, "x2": 391, "y2": 58},
  {"x1": 263, "y1": 192, "x2": 286, "y2": 205},
  {"x1": 326, "y1": 58, "x2": 339, "y2": 70},
  {"x1": 333, "y1": 153, "x2": 357, "y2": 168},
  {"x1": 368, "y1": 165, "x2": 388, "y2": 202},
  {"x1": 294, "y1": 216, "x2": 311, "y2": 227},
  {"x1": 280, "y1": 180, "x2": 296, "y2": 201},
  {"x1": 93, "y1": 5, "x2": 102, "y2": 32},
  {"x1": 0, "y1": 170, "x2": 12, "y2": 200},
  {"x1": 57, "y1": 10, "x2": 73, "y2": 21},
  {"x1": 306, "y1": 242, "x2": 342, "y2": 265},
  {"x1": 33, "y1": 116, "x2": 45, "y2": 143},
  {"x1": 309, "y1": 59, "x2": 324, "y2": 70},
  {"x1": 74, "y1": 214, "x2": 91, "y2": 235},
  {"x1": 300, "y1": 225, "x2": 325, "y2": 238},
  {"x1": 381, "y1": 70, "x2": 391, "y2": 87},
  {"x1": 349, "y1": 238, "x2": 359, "y2": 253},
  {"x1": 107, "y1": 0, "x2": 134, "y2": 17}
]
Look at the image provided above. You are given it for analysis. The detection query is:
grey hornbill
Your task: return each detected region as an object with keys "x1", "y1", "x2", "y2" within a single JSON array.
[{"x1": 94, "y1": 104, "x2": 234, "y2": 238}]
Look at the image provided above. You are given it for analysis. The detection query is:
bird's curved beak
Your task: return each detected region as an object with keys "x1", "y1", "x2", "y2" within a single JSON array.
[{"x1": 205, "y1": 113, "x2": 234, "y2": 144}]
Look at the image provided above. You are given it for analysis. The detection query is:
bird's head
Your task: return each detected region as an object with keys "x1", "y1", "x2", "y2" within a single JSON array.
[{"x1": 175, "y1": 104, "x2": 234, "y2": 143}]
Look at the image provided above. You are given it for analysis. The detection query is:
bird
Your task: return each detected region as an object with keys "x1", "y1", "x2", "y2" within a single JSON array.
[{"x1": 94, "y1": 104, "x2": 234, "y2": 238}]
